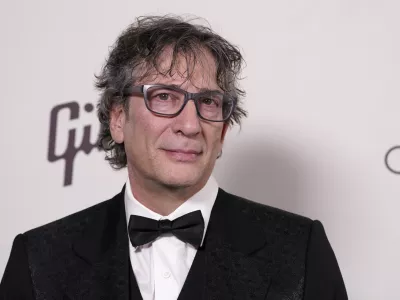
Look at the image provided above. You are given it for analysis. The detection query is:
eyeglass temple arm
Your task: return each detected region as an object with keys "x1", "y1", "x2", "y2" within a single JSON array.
[{"x1": 123, "y1": 85, "x2": 143, "y2": 96}]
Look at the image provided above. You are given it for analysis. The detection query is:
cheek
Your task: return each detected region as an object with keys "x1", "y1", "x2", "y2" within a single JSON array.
[
  {"x1": 123, "y1": 106, "x2": 147, "y2": 149},
  {"x1": 204, "y1": 126, "x2": 225, "y2": 152},
  {"x1": 126, "y1": 108, "x2": 169, "y2": 150}
]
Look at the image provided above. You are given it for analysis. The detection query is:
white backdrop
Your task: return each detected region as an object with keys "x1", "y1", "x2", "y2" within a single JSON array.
[{"x1": 1, "y1": 1, "x2": 399, "y2": 299}]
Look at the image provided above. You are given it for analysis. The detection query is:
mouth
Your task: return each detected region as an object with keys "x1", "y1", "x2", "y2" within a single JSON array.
[{"x1": 162, "y1": 149, "x2": 202, "y2": 162}]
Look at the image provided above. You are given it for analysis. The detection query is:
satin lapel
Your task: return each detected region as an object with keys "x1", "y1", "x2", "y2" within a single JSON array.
[
  {"x1": 65, "y1": 188, "x2": 131, "y2": 300},
  {"x1": 202, "y1": 188, "x2": 272, "y2": 300}
]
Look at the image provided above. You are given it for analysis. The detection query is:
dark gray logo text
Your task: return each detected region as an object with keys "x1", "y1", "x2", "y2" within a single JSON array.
[{"x1": 47, "y1": 102, "x2": 99, "y2": 186}]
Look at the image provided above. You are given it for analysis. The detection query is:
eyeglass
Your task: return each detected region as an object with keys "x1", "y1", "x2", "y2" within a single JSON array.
[{"x1": 123, "y1": 84, "x2": 236, "y2": 122}]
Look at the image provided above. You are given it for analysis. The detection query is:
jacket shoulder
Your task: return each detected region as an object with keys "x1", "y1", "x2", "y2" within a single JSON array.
[
  {"x1": 22, "y1": 190, "x2": 123, "y2": 244},
  {"x1": 219, "y1": 189, "x2": 314, "y2": 235}
]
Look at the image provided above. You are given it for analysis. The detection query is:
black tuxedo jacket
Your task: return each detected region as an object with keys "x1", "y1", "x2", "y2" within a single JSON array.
[{"x1": 0, "y1": 187, "x2": 348, "y2": 300}]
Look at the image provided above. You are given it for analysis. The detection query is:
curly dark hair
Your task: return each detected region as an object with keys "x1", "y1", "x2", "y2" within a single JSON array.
[{"x1": 95, "y1": 15, "x2": 248, "y2": 169}]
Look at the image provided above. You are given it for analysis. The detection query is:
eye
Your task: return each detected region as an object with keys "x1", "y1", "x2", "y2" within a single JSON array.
[
  {"x1": 201, "y1": 97, "x2": 221, "y2": 107},
  {"x1": 156, "y1": 93, "x2": 170, "y2": 101},
  {"x1": 202, "y1": 98, "x2": 213, "y2": 105}
]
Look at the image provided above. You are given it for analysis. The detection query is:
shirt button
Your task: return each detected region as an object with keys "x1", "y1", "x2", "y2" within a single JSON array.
[{"x1": 163, "y1": 271, "x2": 171, "y2": 279}]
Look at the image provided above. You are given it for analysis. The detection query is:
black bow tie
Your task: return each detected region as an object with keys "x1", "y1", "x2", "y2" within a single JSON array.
[{"x1": 128, "y1": 210, "x2": 205, "y2": 248}]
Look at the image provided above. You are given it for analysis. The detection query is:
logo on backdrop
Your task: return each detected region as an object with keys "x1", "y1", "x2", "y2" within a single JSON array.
[
  {"x1": 47, "y1": 102, "x2": 100, "y2": 186},
  {"x1": 385, "y1": 145, "x2": 400, "y2": 175}
]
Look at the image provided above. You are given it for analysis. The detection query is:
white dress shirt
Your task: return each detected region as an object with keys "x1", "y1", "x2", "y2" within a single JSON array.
[{"x1": 124, "y1": 176, "x2": 219, "y2": 300}]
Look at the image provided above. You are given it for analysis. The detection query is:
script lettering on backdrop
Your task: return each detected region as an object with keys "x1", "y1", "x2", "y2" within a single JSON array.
[
  {"x1": 48, "y1": 102, "x2": 100, "y2": 186},
  {"x1": 385, "y1": 145, "x2": 400, "y2": 175}
]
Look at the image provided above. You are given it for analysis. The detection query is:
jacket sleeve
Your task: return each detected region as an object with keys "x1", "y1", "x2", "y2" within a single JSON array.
[
  {"x1": 303, "y1": 220, "x2": 348, "y2": 300},
  {"x1": 0, "y1": 234, "x2": 35, "y2": 300}
]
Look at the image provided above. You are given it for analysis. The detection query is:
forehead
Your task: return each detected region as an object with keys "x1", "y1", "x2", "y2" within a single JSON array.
[{"x1": 136, "y1": 46, "x2": 219, "y2": 90}]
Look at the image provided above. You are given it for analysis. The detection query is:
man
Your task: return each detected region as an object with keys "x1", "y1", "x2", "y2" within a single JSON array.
[{"x1": 0, "y1": 15, "x2": 348, "y2": 299}]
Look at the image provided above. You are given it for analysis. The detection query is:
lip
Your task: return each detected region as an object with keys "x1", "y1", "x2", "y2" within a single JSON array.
[
  {"x1": 162, "y1": 149, "x2": 202, "y2": 162},
  {"x1": 165, "y1": 149, "x2": 201, "y2": 154}
]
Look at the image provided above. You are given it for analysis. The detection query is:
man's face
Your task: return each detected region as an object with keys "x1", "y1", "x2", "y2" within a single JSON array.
[{"x1": 110, "y1": 48, "x2": 228, "y2": 190}]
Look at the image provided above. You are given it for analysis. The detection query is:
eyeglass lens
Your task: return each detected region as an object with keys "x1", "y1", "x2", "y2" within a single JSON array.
[{"x1": 145, "y1": 86, "x2": 233, "y2": 121}]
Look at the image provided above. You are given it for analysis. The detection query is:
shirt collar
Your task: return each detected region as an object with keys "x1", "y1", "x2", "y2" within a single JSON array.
[{"x1": 124, "y1": 175, "x2": 219, "y2": 248}]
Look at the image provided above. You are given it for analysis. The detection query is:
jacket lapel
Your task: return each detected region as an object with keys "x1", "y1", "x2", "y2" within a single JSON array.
[
  {"x1": 65, "y1": 187, "x2": 132, "y2": 300},
  {"x1": 179, "y1": 188, "x2": 271, "y2": 300}
]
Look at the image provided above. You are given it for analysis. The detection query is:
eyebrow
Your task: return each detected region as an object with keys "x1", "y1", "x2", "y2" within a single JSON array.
[{"x1": 165, "y1": 84, "x2": 223, "y2": 94}]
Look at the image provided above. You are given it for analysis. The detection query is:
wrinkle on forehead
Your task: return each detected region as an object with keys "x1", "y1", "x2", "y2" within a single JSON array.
[{"x1": 132, "y1": 45, "x2": 219, "y2": 90}]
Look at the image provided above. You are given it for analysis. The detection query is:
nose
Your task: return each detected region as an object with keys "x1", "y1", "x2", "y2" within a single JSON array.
[{"x1": 171, "y1": 100, "x2": 201, "y2": 137}]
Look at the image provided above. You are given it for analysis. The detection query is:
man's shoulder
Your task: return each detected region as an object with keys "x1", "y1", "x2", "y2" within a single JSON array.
[
  {"x1": 220, "y1": 189, "x2": 313, "y2": 227},
  {"x1": 22, "y1": 190, "x2": 123, "y2": 242},
  {"x1": 217, "y1": 189, "x2": 314, "y2": 254}
]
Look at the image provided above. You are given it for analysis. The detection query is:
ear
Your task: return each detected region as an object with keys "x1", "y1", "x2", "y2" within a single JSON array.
[{"x1": 109, "y1": 104, "x2": 126, "y2": 144}]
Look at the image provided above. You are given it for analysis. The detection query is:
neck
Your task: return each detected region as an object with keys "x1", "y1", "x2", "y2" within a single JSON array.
[{"x1": 127, "y1": 169, "x2": 209, "y2": 216}]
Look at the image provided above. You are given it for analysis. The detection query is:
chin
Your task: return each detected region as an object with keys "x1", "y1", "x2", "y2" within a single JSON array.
[
  {"x1": 158, "y1": 165, "x2": 206, "y2": 189},
  {"x1": 151, "y1": 151, "x2": 213, "y2": 189}
]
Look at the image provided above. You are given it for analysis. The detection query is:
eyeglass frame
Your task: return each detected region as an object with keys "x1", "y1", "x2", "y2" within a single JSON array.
[{"x1": 122, "y1": 84, "x2": 237, "y2": 122}]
